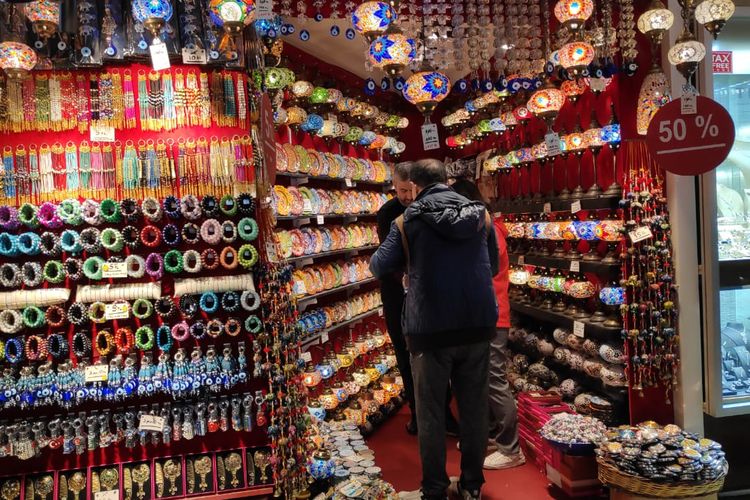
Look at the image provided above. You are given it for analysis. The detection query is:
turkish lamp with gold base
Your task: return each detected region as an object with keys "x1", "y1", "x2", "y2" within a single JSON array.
[
  {"x1": 637, "y1": 0, "x2": 674, "y2": 63},
  {"x1": 209, "y1": 0, "x2": 255, "y2": 55},
  {"x1": 527, "y1": 83, "x2": 566, "y2": 129},
  {"x1": 132, "y1": 0, "x2": 174, "y2": 43},
  {"x1": 24, "y1": 0, "x2": 61, "y2": 41},
  {"x1": 351, "y1": 1, "x2": 396, "y2": 43},
  {"x1": 667, "y1": 29, "x2": 706, "y2": 82},
  {"x1": 402, "y1": 63, "x2": 451, "y2": 119},
  {"x1": 559, "y1": 39, "x2": 596, "y2": 79},
  {"x1": 0, "y1": 42, "x2": 38, "y2": 80},
  {"x1": 695, "y1": 0, "x2": 735, "y2": 39},
  {"x1": 368, "y1": 25, "x2": 416, "y2": 77},
  {"x1": 554, "y1": 0, "x2": 594, "y2": 33}
]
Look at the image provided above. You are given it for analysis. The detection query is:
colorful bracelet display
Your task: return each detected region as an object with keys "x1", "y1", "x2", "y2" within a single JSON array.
[
  {"x1": 276, "y1": 143, "x2": 393, "y2": 183},
  {"x1": 276, "y1": 223, "x2": 378, "y2": 259},
  {"x1": 272, "y1": 186, "x2": 388, "y2": 218},
  {"x1": 291, "y1": 258, "x2": 372, "y2": 298}
]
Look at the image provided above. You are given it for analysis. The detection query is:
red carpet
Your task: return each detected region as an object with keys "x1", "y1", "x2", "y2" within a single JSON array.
[{"x1": 366, "y1": 407, "x2": 557, "y2": 500}]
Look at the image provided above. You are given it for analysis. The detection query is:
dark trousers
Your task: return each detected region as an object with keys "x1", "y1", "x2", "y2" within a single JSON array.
[
  {"x1": 489, "y1": 328, "x2": 520, "y2": 455},
  {"x1": 382, "y1": 291, "x2": 416, "y2": 411},
  {"x1": 411, "y1": 341, "x2": 490, "y2": 498}
]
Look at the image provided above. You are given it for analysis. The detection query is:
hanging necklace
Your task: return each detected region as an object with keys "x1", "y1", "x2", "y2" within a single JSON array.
[
  {"x1": 49, "y1": 73, "x2": 63, "y2": 131},
  {"x1": 163, "y1": 71, "x2": 176, "y2": 130},
  {"x1": 39, "y1": 143, "x2": 53, "y2": 196},
  {"x1": 14, "y1": 145, "x2": 29, "y2": 201},
  {"x1": 122, "y1": 140, "x2": 139, "y2": 194},
  {"x1": 51, "y1": 142, "x2": 66, "y2": 193},
  {"x1": 35, "y1": 74, "x2": 51, "y2": 131},
  {"x1": 76, "y1": 74, "x2": 90, "y2": 134},
  {"x1": 2, "y1": 147, "x2": 15, "y2": 200},
  {"x1": 138, "y1": 70, "x2": 150, "y2": 130},
  {"x1": 79, "y1": 141, "x2": 92, "y2": 194},
  {"x1": 28, "y1": 145, "x2": 40, "y2": 202},
  {"x1": 123, "y1": 70, "x2": 137, "y2": 129},
  {"x1": 65, "y1": 141, "x2": 80, "y2": 194}
]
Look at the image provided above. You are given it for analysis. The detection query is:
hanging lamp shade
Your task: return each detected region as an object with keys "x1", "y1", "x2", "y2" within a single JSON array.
[
  {"x1": 403, "y1": 69, "x2": 451, "y2": 116},
  {"x1": 637, "y1": 0, "x2": 674, "y2": 41},
  {"x1": 368, "y1": 30, "x2": 416, "y2": 77},
  {"x1": 23, "y1": 0, "x2": 61, "y2": 40},
  {"x1": 132, "y1": 0, "x2": 174, "y2": 37},
  {"x1": 695, "y1": 0, "x2": 735, "y2": 39},
  {"x1": 0, "y1": 42, "x2": 37, "y2": 80},
  {"x1": 513, "y1": 106, "x2": 531, "y2": 122},
  {"x1": 667, "y1": 29, "x2": 706, "y2": 80},
  {"x1": 561, "y1": 79, "x2": 587, "y2": 102},
  {"x1": 554, "y1": 0, "x2": 594, "y2": 31},
  {"x1": 209, "y1": 0, "x2": 255, "y2": 32},
  {"x1": 559, "y1": 40, "x2": 595, "y2": 78},
  {"x1": 527, "y1": 86, "x2": 566, "y2": 122},
  {"x1": 351, "y1": 1, "x2": 395, "y2": 42},
  {"x1": 637, "y1": 67, "x2": 671, "y2": 135}
]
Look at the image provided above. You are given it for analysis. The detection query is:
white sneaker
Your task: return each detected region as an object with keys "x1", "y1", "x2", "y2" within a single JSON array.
[
  {"x1": 398, "y1": 490, "x2": 424, "y2": 500},
  {"x1": 483, "y1": 450, "x2": 526, "y2": 470}
]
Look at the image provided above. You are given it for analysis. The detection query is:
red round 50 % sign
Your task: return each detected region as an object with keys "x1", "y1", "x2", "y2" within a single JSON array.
[{"x1": 646, "y1": 95, "x2": 735, "y2": 176}]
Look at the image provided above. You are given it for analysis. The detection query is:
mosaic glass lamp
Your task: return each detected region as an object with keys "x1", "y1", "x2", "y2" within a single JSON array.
[
  {"x1": 0, "y1": 42, "x2": 37, "y2": 80},
  {"x1": 637, "y1": 67, "x2": 671, "y2": 135},
  {"x1": 24, "y1": 0, "x2": 61, "y2": 40},
  {"x1": 209, "y1": 0, "x2": 255, "y2": 33},
  {"x1": 527, "y1": 85, "x2": 566, "y2": 125},
  {"x1": 351, "y1": 1, "x2": 395, "y2": 42},
  {"x1": 559, "y1": 40, "x2": 595, "y2": 78},
  {"x1": 554, "y1": 0, "x2": 594, "y2": 31},
  {"x1": 368, "y1": 29, "x2": 416, "y2": 77},
  {"x1": 667, "y1": 29, "x2": 706, "y2": 81},
  {"x1": 403, "y1": 67, "x2": 451, "y2": 116},
  {"x1": 695, "y1": 0, "x2": 735, "y2": 39},
  {"x1": 132, "y1": 0, "x2": 174, "y2": 38}
]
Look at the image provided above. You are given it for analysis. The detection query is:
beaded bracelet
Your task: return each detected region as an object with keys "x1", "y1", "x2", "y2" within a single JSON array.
[
  {"x1": 221, "y1": 221, "x2": 238, "y2": 243},
  {"x1": 114, "y1": 327, "x2": 134, "y2": 354},
  {"x1": 221, "y1": 291, "x2": 240, "y2": 312},
  {"x1": 135, "y1": 326, "x2": 155, "y2": 350},
  {"x1": 0, "y1": 206, "x2": 20, "y2": 231},
  {"x1": 157, "y1": 325, "x2": 175, "y2": 351},
  {"x1": 38, "y1": 202, "x2": 63, "y2": 229},
  {"x1": 25, "y1": 335, "x2": 48, "y2": 361},
  {"x1": 141, "y1": 197, "x2": 163, "y2": 222},
  {"x1": 45, "y1": 305, "x2": 66, "y2": 328},
  {"x1": 155, "y1": 297, "x2": 176, "y2": 318},
  {"x1": 96, "y1": 329, "x2": 115, "y2": 356},
  {"x1": 57, "y1": 199, "x2": 83, "y2": 226},
  {"x1": 0, "y1": 233, "x2": 18, "y2": 257},
  {"x1": 220, "y1": 195, "x2": 238, "y2": 217},
  {"x1": 17, "y1": 232, "x2": 41, "y2": 255},
  {"x1": 220, "y1": 246, "x2": 238, "y2": 270},
  {"x1": 182, "y1": 223, "x2": 200, "y2": 245},
  {"x1": 201, "y1": 195, "x2": 219, "y2": 217},
  {"x1": 183, "y1": 250, "x2": 202, "y2": 274},
  {"x1": 238, "y1": 244, "x2": 259, "y2": 269},
  {"x1": 237, "y1": 193, "x2": 255, "y2": 216},
  {"x1": 201, "y1": 248, "x2": 219, "y2": 270},
  {"x1": 80, "y1": 227, "x2": 102, "y2": 254},
  {"x1": 141, "y1": 225, "x2": 162, "y2": 248},
  {"x1": 164, "y1": 250, "x2": 184, "y2": 274},
  {"x1": 132, "y1": 298, "x2": 153, "y2": 319},
  {"x1": 22, "y1": 306, "x2": 45, "y2": 329},
  {"x1": 101, "y1": 228, "x2": 124, "y2": 253},
  {"x1": 88, "y1": 302, "x2": 107, "y2": 324},
  {"x1": 125, "y1": 254, "x2": 146, "y2": 279},
  {"x1": 179, "y1": 295, "x2": 198, "y2": 318},
  {"x1": 207, "y1": 319, "x2": 224, "y2": 338},
  {"x1": 163, "y1": 224, "x2": 181, "y2": 247},
  {"x1": 245, "y1": 315, "x2": 263, "y2": 334},
  {"x1": 64, "y1": 258, "x2": 83, "y2": 281},
  {"x1": 225, "y1": 318, "x2": 242, "y2": 337},
  {"x1": 0, "y1": 263, "x2": 21, "y2": 288},
  {"x1": 120, "y1": 198, "x2": 141, "y2": 223},
  {"x1": 72, "y1": 331, "x2": 92, "y2": 358},
  {"x1": 199, "y1": 292, "x2": 219, "y2": 314},
  {"x1": 200, "y1": 219, "x2": 222, "y2": 245},
  {"x1": 145, "y1": 253, "x2": 164, "y2": 280},
  {"x1": 181, "y1": 194, "x2": 203, "y2": 220},
  {"x1": 0, "y1": 309, "x2": 23, "y2": 334},
  {"x1": 18, "y1": 203, "x2": 39, "y2": 228},
  {"x1": 100, "y1": 199, "x2": 122, "y2": 224},
  {"x1": 240, "y1": 290, "x2": 261, "y2": 312},
  {"x1": 5, "y1": 337, "x2": 24, "y2": 364},
  {"x1": 67, "y1": 302, "x2": 88, "y2": 325},
  {"x1": 164, "y1": 195, "x2": 182, "y2": 220},
  {"x1": 21, "y1": 262, "x2": 43, "y2": 287},
  {"x1": 190, "y1": 321, "x2": 207, "y2": 339},
  {"x1": 82, "y1": 199, "x2": 103, "y2": 226},
  {"x1": 122, "y1": 226, "x2": 140, "y2": 251},
  {"x1": 238, "y1": 218, "x2": 259, "y2": 241},
  {"x1": 40, "y1": 232, "x2": 61, "y2": 257},
  {"x1": 47, "y1": 333, "x2": 69, "y2": 360},
  {"x1": 60, "y1": 230, "x2": 83, "y2": 254},
  {"x1": 170, "y1": 321, "x2": 190, "y2": 342},
  {"x1": 43, "y1": 260, "x2": 65, "y2": 284},
  {"x1": 83, "y1": 256, "x2": 105, "y2": 280}
]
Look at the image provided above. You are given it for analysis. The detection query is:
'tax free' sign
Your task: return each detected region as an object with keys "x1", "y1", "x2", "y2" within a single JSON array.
[{"x1": 713, "y1": 51, "x2": 732, "y2": 74}]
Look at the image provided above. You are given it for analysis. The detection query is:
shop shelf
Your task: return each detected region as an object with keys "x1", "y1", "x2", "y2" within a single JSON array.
[
  {"x1": 492, "y1": 195, "x2": 621, "y2": 215},
  {"x1": 286, "y1": 245, "x2": 378, "y2": 265},
  {"x1": 185, "y1": 485, "x2": 274, "y2": 499},
  {"x1": 300, "y1": 308, "x2": 382, "y2": 351},
  {"x1": 508, "y1": 253, "x2": 621, "y2": 279},
  {"x1": 276, "y1": 171, "x2": 392, "y2": 187},
  {"x1": 509, "y1": 300, "x2": 621, "y2": 340},
  {"x1": 296, "y1": 277, "x2": 378, "y2": 307},
  {"x1": 275, "y1": 213, "x2": 377, "y2": 222}
]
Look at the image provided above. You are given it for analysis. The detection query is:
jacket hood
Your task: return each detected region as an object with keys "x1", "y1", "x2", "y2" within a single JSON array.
[{"x1": 404, "y1": 183, "x2": 488, "y2": 240}]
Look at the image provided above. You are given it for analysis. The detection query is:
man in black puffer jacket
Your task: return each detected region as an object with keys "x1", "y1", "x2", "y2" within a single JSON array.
[{"x1": 370, "y1": 159, "x2": 499, "y2": 500}]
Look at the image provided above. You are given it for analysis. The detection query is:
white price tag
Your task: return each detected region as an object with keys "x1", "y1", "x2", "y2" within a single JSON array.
[
  {"x1": 316, "y1": 215, "x2": 325, "y2": 225},
  {"x1": 573, "y1": 321, "x2": 585, "y2": 338},
  {"x1": 321, "y1": 332, "x2": 329, "y2": 343},
  {"x1": 570, "y1": 260, "x2": 580, "y2": 272},
  {"x1": 544, "y1": 133, "x2": 561, "y2": 157},
  {"x1": 629, "y1": 226, "x2": 654, "y2": 243},
  {"x1": 138, "y1": 414, "x2": 166, "y2": 433},
  {"x1": 301, "y1": 351, "x2": 313, "y2": 362},
  {"x1": 588, "y1": 78, "x2": 609, "y2": 94},
  {"x1": 421, "y1": 123, "x2": 440, "y2": 151},
  {"x1": 378, "y1": 307, "x2": 384, "y2": 317},
  {"x1": 302, "y1": 198, "x2": 312, "y2": 213},
  {"x1": 681, "y1": 93, "x2": 697, "y2": 115},
  {"x1": 90, "y1": 123, "x2": 115, "y2": 142},
  {"x1": 543, "y1": 203, "x2": 552, "y2": 214},
  {"x1": 102, "y1": 261, "x2": 128, "y2": 279},
  {"x1": 345, "y1": 178, "x2": 353, "y2": 187},
  {"x1": 181, "y1": 47, "x2": 207, "y2": 65},
  {"x1": 95, "y1": 491, "x2": 120, "y2": 500},
  {"x1": 150, "y1": 42, "x2": 171, "y2": 71},
  {"x1": 571, "y1": 201, "x2": 582, "y2": 214},
  {"x1": 85, "y1": 364, "x2": 109, "y2": 383},
  {"x1": 256, "y1": 0, "x2": 274, "y2": 19},
  {"x1": 266, "y1": 240, "x2": 279, "y2": 263},
  {"x1": 105, "y1": 302, "x2": 130, "y2": 320},
  {"x1": 518, "y1": 255, "x2": 525, "y2": 266}
]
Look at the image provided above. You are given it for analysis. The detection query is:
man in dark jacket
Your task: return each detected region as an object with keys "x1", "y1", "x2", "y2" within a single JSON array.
[{"x1": 370, "y1": 159, "x2": 499, "y2": 500}]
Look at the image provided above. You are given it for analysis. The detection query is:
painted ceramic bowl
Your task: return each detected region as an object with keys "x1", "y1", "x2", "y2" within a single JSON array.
[
  {"x1": 553, "y1": 328, "x2": 570, "y2": 344},
  {"x1": 567, "y1": 280, "x2": 597, "y2": 299},
  {"x1": 600, "y1": 365, "x2": 627, "y2": 387},
  {"x1": 560, "y1": 378, "x2": 582, "y2": 398},
  {"x1": 509, "y1": 267, "x2": 531, "y2": 285},
  {"x1": 599, "y1": 343, "x2": 625, "y2": 364},
  {"x1": 538, "y1": 339, "x2": 555, "y2": 357}
]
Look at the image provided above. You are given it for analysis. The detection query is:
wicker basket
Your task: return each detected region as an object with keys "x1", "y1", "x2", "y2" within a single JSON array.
[{"x1": 597, "y1": 458, "x2": 727, "y2": 499}]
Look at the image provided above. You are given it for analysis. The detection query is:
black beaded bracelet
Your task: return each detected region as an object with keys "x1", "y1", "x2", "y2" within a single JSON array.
[
  {"x1": 182, "y1": 223, "x2": 200, "y2": 245},
  {"x1": 237, "y1": 193, "x2": 255, "y2": 216},
  {"x1": 163, "y1": 224, "x2": 181, "y2": 247},
  {"x1": 122, "y1": 226, "x2": 141, "y2": 250},
  {"x1": 179, "y1": 295, "x2": 199, "y2": 318},
  {"x1": 221, "y1": 291, "x2": 240, "y2": 312},
  {"x1": 164, "y1": 196, "x2": 181, "y2": 220},
  {"x1": 80, "y1": 227, "x2": 102, "y2": 254},
  {"x1": 155, "y1": 297, "x2": 176, "y2": 318},
  {"x1": 40, "y1": 232, "x2": 61, "y2": 257},
  {"x1": 64, "y1": 258, "x2": 83, "y2": 281},
  {"x1": 72, "y1": 331, "x2": 92, "y2": 358},
  {"x1": 201, "y1": 195, "x2": 219, "y2": 218},
  {"x1": 120, "y1": 198, "x2": 141, "y2": 223},
  {"x1": 67, "y1": 302, "x2": 88, "y2": 325},
  {"x1": 47, "y1": 333, "x2": 69, "y2": 360},
  {"x1": 190, "y1": 321, "x2": 206, "y2": 339}
]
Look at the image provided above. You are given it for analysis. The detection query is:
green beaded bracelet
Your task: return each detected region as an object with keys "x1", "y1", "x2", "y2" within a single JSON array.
[
  {"x1": 132, "y1": 299, "x2": 153, "y2": 319},
  {"x1": 43, "y1": 260, "x2": 65, "y2": 284},
  {"x1": 18, "y1": 203, "x2": 39, "y2": 228},
  {"x1": 100, "y1": 228, "x2": 124, "y2": 253},
  {"x1": 57, "y1": 200, "x2": 83, "y2": 226},
  {"x1": 83, "y1": 256, "x2": 105, "y2": 280},
  {"x1": 237, "y1": 244, "x2": 259, "y2": 269},
  {"x1": 22, "y1": 306, "x2": 45, "y2": 329},
  {"x1": 245, "y1": 315, "x2": 263, "y2": 334},
  {"x1": 163, "y1": 250, "x2": 184, "y2": 274},
  {"x1": 219, "y1": 195, "x2": 238, "y2": 217},
  {"x1": 238, "y1": 218, "x2": 259, "y2": 241},
  {"x1": 135, "y1": 326, "x2": 155, "y2": 350},
  {"x1": 99, "y1": 199, "x2": 122, "y2": 223}
]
